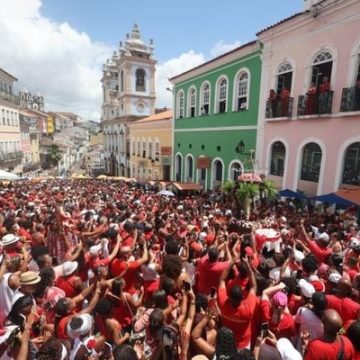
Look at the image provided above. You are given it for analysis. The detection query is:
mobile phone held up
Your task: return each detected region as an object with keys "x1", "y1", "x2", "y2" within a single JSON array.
[
  {"x1": 182, "y1": 280, "x2": 191, "y2": 292},
  {"x1": 260, "y1": 322, "x2": 269, "y2": 338}
]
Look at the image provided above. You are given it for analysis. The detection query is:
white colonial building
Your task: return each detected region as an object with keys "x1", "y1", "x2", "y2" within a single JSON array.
[{"x1": 101, "y1": 24, "x2": 156, "y2": 176}]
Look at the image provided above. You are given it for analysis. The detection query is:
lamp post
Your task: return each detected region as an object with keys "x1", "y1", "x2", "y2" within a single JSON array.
[{"x1": 235, "y1": 140, "x2": 255, "y2": 172}]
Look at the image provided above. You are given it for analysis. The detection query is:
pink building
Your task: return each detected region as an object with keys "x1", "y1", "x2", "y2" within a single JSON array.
[{"x1": 256, "y1": 0, "x2": 360, "y2": 196}]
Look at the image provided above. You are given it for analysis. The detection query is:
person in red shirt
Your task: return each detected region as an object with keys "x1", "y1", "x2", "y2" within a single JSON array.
[
  {"x1": 304, "y1": 309, "x2": 354, "y2": 360},
  {"x1": 347, "y1": 320, "x2": 360, "y2": 360},
  {"x1": 197, "y1": 245, "x2": 231, "y2": 294},
  {"x1": 110, "y1": 241, "x2": 148, "y2": 295},
  {"x1": 217, "y1": 256, "x2": 257, "y2": 349}
]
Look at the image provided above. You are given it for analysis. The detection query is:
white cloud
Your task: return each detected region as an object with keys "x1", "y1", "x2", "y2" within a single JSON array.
[
  {"x1": 0, "y1": 0, "x2": 110, "y2": 121},
  {"x1": 210, "y1": 40, "x2": 243, "y2": 58},
  {"x1": 156, "y1": 51, "x2": 205, "y2": 108}
]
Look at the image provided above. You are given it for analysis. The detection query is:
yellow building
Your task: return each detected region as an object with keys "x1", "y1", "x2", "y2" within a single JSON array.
[{"x1": 129, "y1": 109, "x2": 172, "y2": 180}]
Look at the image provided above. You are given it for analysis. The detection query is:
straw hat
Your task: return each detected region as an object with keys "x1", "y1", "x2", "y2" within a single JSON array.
[
  {"x1": 1, "y1": 234, "x2": 20, "y2": 246},
  {"x1": 19, "y1": 271, "x2": 41, "y2": 285},
  {"x1": 62, "y1": 261, "x2": 79, "y2": 276}
]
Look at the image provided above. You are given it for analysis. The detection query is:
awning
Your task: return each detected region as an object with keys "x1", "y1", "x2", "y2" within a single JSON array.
[
  {"x1": 335, "y1": 187, "x2": 360, "y2": 206},
  {"x1": 172, "y1": 182, "x2": 201, "y2": 191},
  {"x1": 311, "y1": 192, "x2": 357, "y2": 206},
  {"x1": 279, "y1": 189, "x2": 306, "y2": 199}
]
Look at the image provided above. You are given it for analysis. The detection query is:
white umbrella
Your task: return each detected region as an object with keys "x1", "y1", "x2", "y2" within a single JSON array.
[
  {"x1": 157, "y1": 189, "x2": 175, "y2": 197},
  {"x1": 0, "y1": 170, "x2": 19, "y2": 180}
]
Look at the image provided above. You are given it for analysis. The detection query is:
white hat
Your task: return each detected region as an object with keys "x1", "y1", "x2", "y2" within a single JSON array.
[
  {"x1": 89, "y1": 244, "x2": 102, "y2": 256},
  {"x1": 277, "y1": 338, "x2": 302, "y2": 360},
  {"x1": 225, "y1": 209, "x2": 232, "y2": 216},
  {"x1": 1, "y1": 234, "x2": 20, "y2": 246},
  {"x1": 199, "y1": 232, "x2": 207, "y2": 242},
  {"x1": 280, "y1": 216, "x2": 287, "y2": 223},
  {"x1": 202, "y1": 221, "x2": 208, "y2": 229},
  {"x1": 328, "y1": 272, "x2": 342, "y2": 284},
  {"x1": 269, "y1": 268, "x2": 281, "y2": 283},
  {"x1": 66, "y1": 314, "x2": 93, "y2": 338},
  {"x1": 318, "y1": 232, "x2": 330, "y2": 243},
  {"x1": 62, "y1": 261, "x2": 78, "y2": 276},
  {"x1": 350, "y1": 237, "x2": 360, "y2": 248},
  {"x1": 177, "y1": 205, "x2": 183, "y2": 211},
  {"x1": 294, "y1": 249, "x2": 305, "y2": 263},
  {"x1": 298, "y1": 279, "x2": 315, "y2": 299}
]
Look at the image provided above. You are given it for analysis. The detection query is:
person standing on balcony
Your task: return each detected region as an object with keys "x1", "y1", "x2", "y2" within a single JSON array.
[
  {"x1": 318, "y1": 77, "x2": 330, "y2": 114},
  {"x1": 268, "y1": 89, "x2": 277, "y2": 118},
  {"x1": 354, "y1": 76, "x2": 360, "y2": 111},
  {"x1": 280, "y1": 87, "x2": 290, "y2": 117},
  {"x1": 306, "y1": 82, "x2": 317, "y2": 115}
]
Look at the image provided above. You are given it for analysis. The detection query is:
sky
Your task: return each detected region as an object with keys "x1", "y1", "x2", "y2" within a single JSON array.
[{"x1": 0, "y1": 0, "x2": 303, "y2": 121}]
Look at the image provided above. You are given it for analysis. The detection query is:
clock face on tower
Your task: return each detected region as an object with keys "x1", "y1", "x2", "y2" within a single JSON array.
[{"x1": 136, "y1": 102, "x2": 145, "y2": 113}]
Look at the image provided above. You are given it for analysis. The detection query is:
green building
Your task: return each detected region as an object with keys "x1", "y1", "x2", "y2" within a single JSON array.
[{"x1": 170, "y1": 41, "x2": 262, "y2": 190}]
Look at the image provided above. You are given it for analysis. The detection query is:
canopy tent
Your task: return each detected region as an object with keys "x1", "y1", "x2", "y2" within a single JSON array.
[
  {"x1": 335, "y1": 187, "x2": 360, "y2": 206},
  {"x1": 0, "y1": 170, "x2": 19, "y2": 180},
  {"x1": 279, "y1": 189, "x2": 306, "y2": 199},
  {"x1": 311, "y1": 192, "x2": 357, "y2": 206}
]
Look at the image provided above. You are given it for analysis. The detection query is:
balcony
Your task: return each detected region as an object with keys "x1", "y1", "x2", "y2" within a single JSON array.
[
  {"x1": 0, "y1": 151, "x2": 23, "y2": 166},
  {"x1": 297, "y1": 91, "x2": 334, "y2": 116},
  {"x1": 265, "y1": 97, "x2": 294, "y2": 119},
  {"x1": 340, "y1": 87, "x2": 360, "y2": 112},
  {"x1": 0, "y1": 90, "x2": 20, "y2": 105}
]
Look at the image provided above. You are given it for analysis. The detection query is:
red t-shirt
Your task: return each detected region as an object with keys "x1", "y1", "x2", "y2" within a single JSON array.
[
  {"x1": 218, "y1": 287, "x2": 257, "y2": 348},
  {"x1": 110, "y1": 259, "x2": 142, "y2": 294},
  {"x1": 260, "y1": 299, "x2": 296, "y2": 339},
  {"x1": 307, "y1": 241, "x2": 331, "y2": 263},
  {"x1": 305, "y1": 336, "x2": 354, "y2": 360},
  {"x1": 326, "y1": 295, "x2": 360, "y2": 328},
  {"x1": 197, "y1": 256, "x2": 230, "y2": 294}
]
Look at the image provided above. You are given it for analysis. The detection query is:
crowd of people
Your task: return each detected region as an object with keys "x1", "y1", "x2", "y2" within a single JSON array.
[{"x1": 0, "y1": 178, "x2": 359, "y2": 360}]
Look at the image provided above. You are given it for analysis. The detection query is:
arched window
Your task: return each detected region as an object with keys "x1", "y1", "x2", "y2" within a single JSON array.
[
  {"x1": 175, "y1": 154, "x2": 182, "y2": 181},
  {"x1": 176, "y1": 90, "x2": 184, "y2": 119},
  {"x1": 185, "y1": 155, "x2": 194, "y2": 181},
  {"x1": 342, "y1": 142, "x2": 360, "y2": 186},
  {"x1": 229, "y1": 161, "x2": 243, "y2": 181},
  {"x1": 300, "y1": 142, "x2": 322, "y2": 182},
  {"x1": 200, "y1": 83, "x2": 210, "y2": 115},
  {"x1": 270, "y1": 141, "x2": 286, "y2": 176},
  {"x1": 311, "y1": 51, "x2": 333, "y2": 88},
  {"x1": 217, "y1": 78, "x2": 227, "y2": 113},
  {"x1": 188, "y1": 88, "x2": 196, "y2": 118},
  {"x1": 276, "y1": 62, "x2": 293, "y2": 95},
  {"x1": 213, "y1": 160, "x2": 223, "y2": 182},
  {"x1": 135, "y1": 68, "x2": 146, "y2": 92},
  {"x1": 235, "y1": 71, "x2": 249, "y2": 111},
  {"x1": 120, "y1": 70, "x2": 124, "y2": 92}
]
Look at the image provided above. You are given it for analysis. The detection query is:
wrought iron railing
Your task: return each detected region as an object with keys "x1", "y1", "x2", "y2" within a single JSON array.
[
  {"x1": 297, "y1": 91, "x2": 334, "y2": 116},
  {"x1": 0, "y1": 90, "x2": 20, "y2": 105},
  {"x1": 340, "y1": 87, "x2": 360, "y2": 112},
  {"x1": 265, "y1": 97, "x2": 294, "y2": 119}
]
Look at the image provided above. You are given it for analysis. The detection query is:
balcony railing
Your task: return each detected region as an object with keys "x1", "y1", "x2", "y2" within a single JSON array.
[
  {"x1": 340, "y1": 87, "x2": 360, "y2": 112},
  {"x1": 297, "y1": 91, "x2": 334, "y2": 116},
  {"x1": 0, "y1": 90, "x2": 20, "y2": 105},
  {"x1": 0, "y1": 151, "x2": 23, "y2": 165},
  {"x1": 265, "y1": 97, "x2": 294, "y2": 119}
]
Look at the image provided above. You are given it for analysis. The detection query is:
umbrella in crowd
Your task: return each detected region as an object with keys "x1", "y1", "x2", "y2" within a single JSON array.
[
  {"x1": 157, "y1": 189, "x2": 175, "y2": 197},
  {"x1": 238, "y1": 173, "x2": 263, "y2": 183},
  {"x1": 0, "y1": 170, "x2": 19, "y2": 181}
]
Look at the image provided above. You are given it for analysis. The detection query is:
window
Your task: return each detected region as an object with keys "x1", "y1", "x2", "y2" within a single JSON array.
[
  {"x1": 213, "y1": 160, "x2": 223, "y2": 184},
  {"x1": 155, "y1": 141, "x2": 160, "y2": 161},
  {"x1": 276, "y1": 62, "x2": 293, "y2": 95},
  {"x1": 142, "y1": 140, "x2": 146, "y2": 158},
  {"x1": 6, "y1": 111, "x2": 9, "y2": 125},
  {"x1": 188, "y1": 88, "x2": 196, "y2": 118},
  {"x1": 177, "y1": 91, "x2": 184, "y2": 119},
  {"x1": 300, "y1": 142, "x2": 322, "y2": 182},
  {"x1": 175, "y1": 154, "x2": 182, "y2": 181},
  {"x1": 217, "y1": 78, "x2": 227, "y2": 113},
  {"x1": 120, "y1": 70, "x2": 124, "y2": 92},
  {"x1": 229, "y1": 162, "x2": 242, "y2": 181},
  {"x1": 135, "y1": 68, "x2": 146, "y2": 92},
  {"x1": 137, "y1": 140, "x2": 141, "y2": 156},
  {"x1": 148, "y1": 140, "x2": 153, "y2": 159},
  {"x1": 132, "y1": 139, "x2": 136, "y2": 155},
  {"x1": 235, "y1": 71, "x2": 249, "y2": 111},
  {"x1": 270, "y1": 141, "x2": 286, "y2": 176},
  {"x1": 311, "y1": 51, "x2": 333, "y2": 88},
  {"x1": 185, "y1": 156, "x2": 194, "y2": 181},
  {"x1": 1, "y1": 109, "x2": 4, "y2": 125},
  {"x1": 342, "y1": 142, "x2": 360, "y2": 186},
  {"x1": 200, "y1": 83, "x2": 210, "y2": 115}
]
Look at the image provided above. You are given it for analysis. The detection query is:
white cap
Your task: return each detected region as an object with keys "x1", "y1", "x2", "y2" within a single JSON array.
[
  {"x1": 269, "y1": 268, "x2": 281, "y2": 283},
  {"x1": 350, "y1": 237, "x2": 360, "y2": 248},
  {"x1": 298, "y1": 279, "x2": 315, "y2": 299},
  {"x1": 66, "y1": 314, "x2": 93, "y2": 338},
  {"x1": 277, "y1": 338, "x2": 302, "y2": 360},
  {"x1": 62, "y1": 261, "x2": 78, "y2": 276},
  {"x1": 89, "y1": 244, "x2": 102, "y2": 256},
  {"x1": 294, "y1": 249, "x2": 305, "y2": 263},
  {"x1": 318, "y1": 232, "x2": 330, "y2": 243},
  {"x1": 199, "y1": 232, "x2": 207, "y2": 242},
  {"x1": 328, "y1": 272, "x2": 342, "y2": 284}
]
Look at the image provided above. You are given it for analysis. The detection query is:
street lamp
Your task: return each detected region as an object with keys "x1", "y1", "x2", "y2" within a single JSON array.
[{"x1": 235, "y1": 140, "x2": 255, "y2": 171}]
